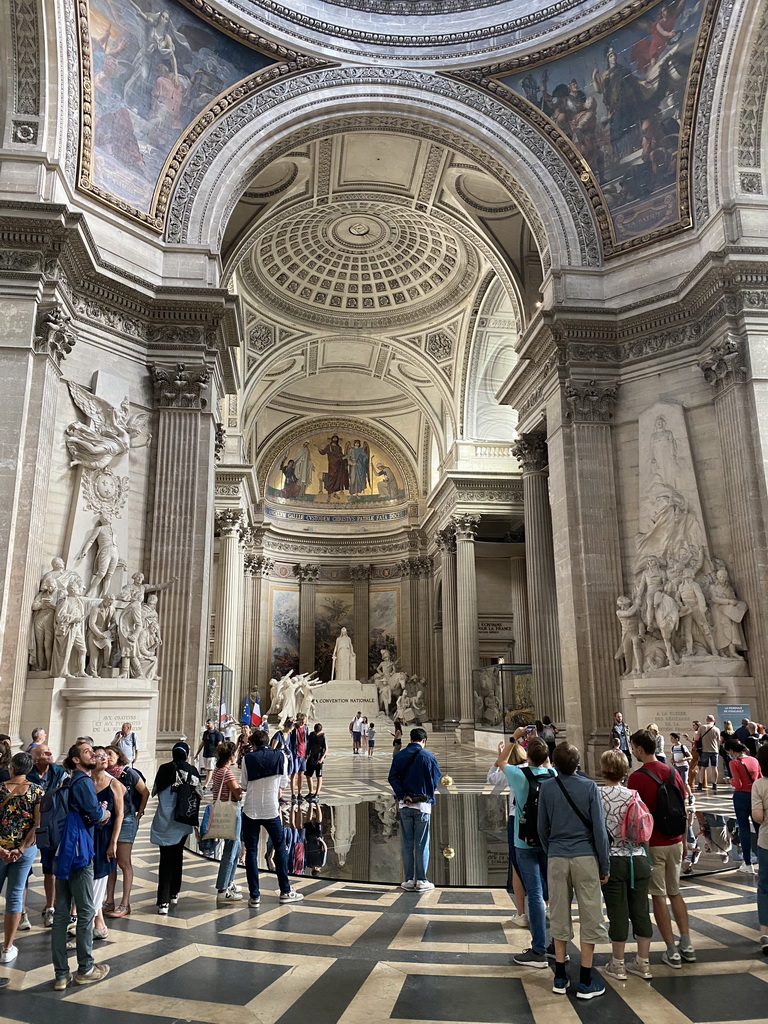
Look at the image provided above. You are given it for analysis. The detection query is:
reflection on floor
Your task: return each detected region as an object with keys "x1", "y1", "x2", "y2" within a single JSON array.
[{"x1": 0, "y1": 740, "x2": 765, "y2": 1023}]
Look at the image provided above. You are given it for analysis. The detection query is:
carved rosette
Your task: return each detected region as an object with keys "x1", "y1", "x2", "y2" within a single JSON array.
[
  {"x1": 34, "y1": 305, "x2": 77, "y2": 367},
  {"x1": 564, "y1": 380, "x2": 618, "y2": 422},
  {"x1": 292, "y1": 563, "x2": 320, "y2": 582},
  {"x1": 150, "y1": 363, "x2": 210, "y2": 409},
  {"x1": 349, "y1": 564, "x2": 372, "y2": 582},
  {"x1": 452, "y1": 513, "x2": 480, "y2": 542},
  {"x1": 215, "y1": 508, "x2": 245, "y2": 538},
  {"x1": 698, "y1": 338, "x2": 748, "y2": 394},
  {"x1": 510, "y1": 433, "x2": 548, "y2": 473}
]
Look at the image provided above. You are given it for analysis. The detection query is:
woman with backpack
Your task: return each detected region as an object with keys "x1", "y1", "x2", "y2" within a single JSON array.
[
  {"x1": 104, "y1": 745, "x2": 149, "y2": 918},
  {"x1": 0, "y1": 752, "x2": 44, "y2": 966},
  {"x1": 150, "y1": 742, "x2": 201, "y2": 914},
  {"x1": 724, "y1": 739, "x2": 761, "y2": 874},
  {"x1": 598, "y1": 748, "x2": 654, "y2": 981}
]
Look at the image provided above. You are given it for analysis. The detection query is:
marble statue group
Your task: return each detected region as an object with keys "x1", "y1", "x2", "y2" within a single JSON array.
[{"x1": 264, "y1": 671, "x2": 327, "y2": 726}]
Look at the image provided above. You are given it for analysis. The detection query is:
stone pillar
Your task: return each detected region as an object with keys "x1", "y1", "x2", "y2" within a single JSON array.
[
  {"x1": 545, "y1": 382, "x2": 623, "y2": 769},
  {"x1": 294, "y1": 564, "x2": 320, "y2": 674},
  {"x1": 350, "y1": 565, "x2": 371, "y2": 679},
  {"x1": 510, "y1": 434, "x2": 564, "y2": 725},
  {"x1": 242, "y1": 553, "x2": 274, "y2": 711},
  {"x1": 700, "y1": 338, "x2": 768, "y2": 714},
  {"x1": 453, "y1": 514, "x2": 480, "y2": 740},
  {"x1": 416, "y1": 557, "x2": 434, "y2": 682},
  {"x1": 509, "y1": 556, "x2": 531, "y2": 664},
  {"x1": 397, "y1": 560, "x2": 414, "y2": 672},
  {"x1": 212, "y1": 509, "x2": 245, "y2": 677},
  {"x1": 436, "y1": 528, "x2": 459, "y2": 727},
  {"x1": 2, "y1": 306, "x2": 77, "y2": 741},
  {"x1": 148, "y1": 362, "x2": 216, "y2": 750}
]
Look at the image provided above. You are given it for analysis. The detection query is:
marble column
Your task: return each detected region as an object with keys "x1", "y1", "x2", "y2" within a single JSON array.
[
  {"x1": 212, "y1": 509, "x2": 245, "y2": 675},
  {"x1": 350, "y1": 565, "x2": 371, "y2": 680},
  {"x1": 545, "y1": 382, "x2": 623, "y2": 769},
  {"x1": 242, "y1": 553, "x2": 274, "y2": 707},
  {"x1": 294, "y1": 564, "x2": 320, "y2": 674},
  {"x1": 509, "y1": 556, "x2": 531, "y2": 664},
  {"x1": 453, "y1": 513, "x2": 480, "y2": 739},
  {"x1": 510, "y1": 434, "x2": 564, "y2": 724},
  {"x1": 436, "y1": 528, "x2": 459, "y2": 726},
  {"x1": 416, "y1": 557, "x2": 434, "y2": 682},
  {"x1": 147, "y1": 362, "x2": 216, "y2": 749},
  {"x1": 700, "y1": 338, "x2": 768, "y2": 712},
  {"x1": 397, "y1": 560, "x2": 414, "y2": 672},
  {"x1": 2, "y1": 306, "x2": 77, "y2": 741}
]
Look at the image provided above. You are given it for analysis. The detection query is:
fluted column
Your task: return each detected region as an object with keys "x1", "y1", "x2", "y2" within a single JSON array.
[
  {"x1": 436, "y1": 528, "x2": 459, "y2": 726},
  {"x1": 213, "y1": 509, "x2": 245, "y2": 675},
  {"x1": 3, "y1": 306, "x2": 77, "y2": 741},
  {"x1": 544, "y1": 381, "x2": 623, "y2": 769},
  {"x1": 511, "y1": 434, "x2": 564, "y2": 724},
  {"x1": 294, "y1": 564, "x2": 320, "y2": 674},
  {"x1": 454, "y1": 514, "x2": 480, "y2": 737},
  {"x1": 242, "y1": 553, "x2": 274, "y2": 706},
  {"x1": 700, "y1": 338, "x2": 768, "y2": 713},
  {"x1": 148, "y1": 362, "x2": 216, "y2": 748},
  {"x1": 509, "y1": 556, "x2": 531, "y2": 664},
  {"x1": 397, "y1": 560, "x2": 414, "y2": 672},
  {"x1": 350, "y1": 565, "x2": 371, "y2": 680},
  {"x1": 416, "y1": 557, "x2": 434, "y2": 683}
]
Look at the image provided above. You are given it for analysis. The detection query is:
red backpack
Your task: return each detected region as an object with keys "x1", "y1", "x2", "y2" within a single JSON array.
[{"x1": 621, "y1": 791, "x2": 654, "y2": 845}]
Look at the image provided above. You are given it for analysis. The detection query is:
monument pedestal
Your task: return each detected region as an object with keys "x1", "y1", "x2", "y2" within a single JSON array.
[
  {"x1": 23, "y1": 674, "x2": 159, "y2": 777},
  {"x1": 310, "y1": 680, "x2": 381, "y2": 724},
  {"x1": 620, "y1": 657, "x2": 755, "y2": 738}
]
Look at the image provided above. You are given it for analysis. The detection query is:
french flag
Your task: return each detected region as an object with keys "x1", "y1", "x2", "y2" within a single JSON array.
[{"x1": 251, "y1": 693, "x2": 262, "y2": 726}]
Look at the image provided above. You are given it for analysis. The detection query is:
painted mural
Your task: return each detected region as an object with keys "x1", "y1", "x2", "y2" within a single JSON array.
[
  {"x1": 267, "y1": 428, "x2": 407, "y2": 507},
  {"x1": 368, "y1": 588, "x2": 399, "y2": 678},
  {"x1": 270, "y1": 587, "x2": 300, "y2": 678},
  {"x1": 314, "y1": 591, "x2": 354, "y2": 682},
  {"x1": 500, "y1": 0, "x2": 707, "y2": 245},
  {"x1": 86, "y1": 0, "x2": 272, "y2": 214}
]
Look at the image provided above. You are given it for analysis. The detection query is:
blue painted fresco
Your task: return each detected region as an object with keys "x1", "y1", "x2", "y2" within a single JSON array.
[
  {"x1": 89, "y1": 0, "x2": 273, "y2": 213},
  {"x1": 501, "y1": 0, "x2": 706, "y2": 244}
]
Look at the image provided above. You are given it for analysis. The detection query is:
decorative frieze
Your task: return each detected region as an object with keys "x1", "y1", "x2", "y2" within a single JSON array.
[
  {"x1": 510, "y1": 434, "x2": 548, "y2": 474},
  {"x1": 699, "y1": 338, "x2": 747, "y2": 393},
  {"x1": 564, "y1": 380, "x2": 618, "y2": 423},
  {"x1": 150, "y1": 363, "x2": 210, "y2": 409}
]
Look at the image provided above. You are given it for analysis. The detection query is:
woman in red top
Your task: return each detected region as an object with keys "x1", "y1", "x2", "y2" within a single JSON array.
[
  {"x1": 725, "y1": 739, "x2": 762, "y2": 874},
  {"x1": 211, "y1": 741, "x2": 244, "y2": 902}
]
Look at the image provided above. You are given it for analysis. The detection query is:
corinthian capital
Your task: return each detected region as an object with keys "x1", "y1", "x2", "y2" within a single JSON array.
[
  {"x1": 215, "y1": 508, "x2": 245, "y2": 537},
  {"x1": 511, "y1": 433, "x2": 548, "y2": 473},
  {"x1": 452, "y1": 513, "x2": 480, "y2": 541},
  {"x1": 293, "y1": 563, "x2": 320, "y2": 582},
  {"x1": 150, "y1": 362, "x2": 210, "y2": 409},
  {"x1": 698, "y1": 338, "x2": 747, "y2": 393},
  {"x1": 435, "y1": 526, "x2": 456, "y2": 554},
  {"x1": 350, "y1": 564, "x2": 372, "y2": 582},
  {"x1": 564, "y1": 379, "x2": 618, "y2": 422}
]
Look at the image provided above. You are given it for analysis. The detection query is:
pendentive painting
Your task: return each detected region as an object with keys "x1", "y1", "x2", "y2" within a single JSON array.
[
  {"x1": 270, "y1": 587, "x2": 300, "y2": 678},
  {"x1": 499, "y1": 0, "x2": 708, "y2": 246},
  {"x1": 85, "y1": 0, "x2": 273, "y2": 215},
  {"x1": 266, "y1": 428, "x2": 407, "y2": 506}
]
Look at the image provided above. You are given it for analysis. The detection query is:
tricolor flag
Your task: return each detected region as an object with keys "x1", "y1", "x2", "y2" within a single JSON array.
[
  {"x1": 251, "y1": 693, "x2": 262, "y2": 726},
  {"x1": 219, "y1": 701, "x2": 228, "y2": 726}
]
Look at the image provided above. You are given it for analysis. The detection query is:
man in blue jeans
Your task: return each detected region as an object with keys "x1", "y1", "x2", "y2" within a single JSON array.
[
  {"x1": 51, "y1": 741, "x2": 112, "y2": 990},
  {"x1": 388, "y1": 727, "x2": 443, "y2": 892},
  {"x1": 495, "y1": 732, "x2": 556, "y2": 969},
  {"x1": 240, "y1": 730, "x2": 304, "y2": 906}
]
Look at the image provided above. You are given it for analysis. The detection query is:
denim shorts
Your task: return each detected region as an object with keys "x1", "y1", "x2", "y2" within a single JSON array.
[
  {"x1": 118, "y1": 813, "x2": 139, "y2": 844},
  {"x1": 699, "y1": 751, "x2": 718, "y2": 768}
]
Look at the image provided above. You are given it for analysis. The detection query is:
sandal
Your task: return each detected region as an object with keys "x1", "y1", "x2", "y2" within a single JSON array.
[
  {"x1": 93, "y1": 928, "x2": 109, "y2": 940},
  {"x1": 107, "y1": 904, "x2": 131, "y2": 918},
  {"x1": 102, "y1": 901, "x2": 115, "y2": 913}
]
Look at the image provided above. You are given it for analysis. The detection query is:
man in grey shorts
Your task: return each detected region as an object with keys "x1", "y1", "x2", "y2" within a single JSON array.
[
  {"x1": 538, "y1": 742, "x2": 610, "y2": 1000},
  {"x1": 695, "y1": 716, "x2": 721, "y2": 793}
]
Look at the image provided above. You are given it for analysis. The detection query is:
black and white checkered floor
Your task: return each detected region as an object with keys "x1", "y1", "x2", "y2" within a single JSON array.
[{"x1": 0, "y1": 743, "x2": 765, "y2": 1023}]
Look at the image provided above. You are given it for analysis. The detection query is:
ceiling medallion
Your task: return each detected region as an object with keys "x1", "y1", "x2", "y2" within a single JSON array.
[{"x1": 349, "y1": 222, "x2": 370, "y2": 236}]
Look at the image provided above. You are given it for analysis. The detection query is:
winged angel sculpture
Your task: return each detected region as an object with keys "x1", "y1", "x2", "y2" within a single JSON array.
[{"x1": 66, "y1": 382, "x2": 152, "y2": 471}]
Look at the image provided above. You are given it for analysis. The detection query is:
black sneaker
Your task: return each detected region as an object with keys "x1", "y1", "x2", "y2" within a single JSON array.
[
  {"x1": 546, "y1": 940, "x2": 570, "y2": 963},
  {"x1": 513, "y1": 948, "x2": 548, "y2": 969}
]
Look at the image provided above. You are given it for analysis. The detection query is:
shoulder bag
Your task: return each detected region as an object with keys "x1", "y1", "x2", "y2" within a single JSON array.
[{"x1": 205, "y1": 771, "x2": 239, "y2": 840}]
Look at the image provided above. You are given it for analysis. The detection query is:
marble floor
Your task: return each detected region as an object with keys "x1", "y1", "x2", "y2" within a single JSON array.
[{"x1": 1, "y1": 744, "x2": 765, "y2": 1023}]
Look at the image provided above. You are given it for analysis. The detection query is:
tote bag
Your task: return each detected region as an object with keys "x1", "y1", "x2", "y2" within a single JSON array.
[{"x1": 206, "y1": 771, "x2": 239, "y2": 840}]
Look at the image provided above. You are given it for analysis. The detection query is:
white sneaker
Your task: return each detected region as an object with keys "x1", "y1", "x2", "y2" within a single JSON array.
[
  {"x1": 738, "y1": 862, "x2": 755, "y2": 874},
  {"x1": 603, "y1": 959, "x2": 627, "y2": 981},
  {"x1": 279, "y1": 889, "x2": 305, "y2": 904},
  {"x1": 0, "y1": 946, "x2": 18, "y2": 964},
  {"x1": 43, "y1": 907, "x2": 55, "y2": 928},
  {"x1": 415, "y1": 880, "x2": 435, "y2": 891},
  {"x1": 227, "y1": 883, "x2": 243, "y2": 894},
  {"x1": 157, "y1": 904, "x2": 169, "y2": 915},
  {"x1": 401, "y1": 879, "x2": 417, "y2": 891},
  {"x1": 217, "y1": 890, "x2": 244, "y2": 902},
  {"x1": 509, "y1": 913, "x2": 529, "y2": 928},
  {"x1": 17, "y1": 912, "x2": 31, "y2": 931}
]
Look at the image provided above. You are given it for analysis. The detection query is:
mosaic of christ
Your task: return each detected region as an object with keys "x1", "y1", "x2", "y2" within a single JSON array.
[{"x1": 266, "y1": 430, "x2": 407, "y2": 505}]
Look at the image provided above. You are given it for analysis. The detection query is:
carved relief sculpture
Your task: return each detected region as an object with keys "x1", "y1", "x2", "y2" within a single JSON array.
[
  {"x1": 86, "y1": 594, "x2": 117, "y2": 677},
  {"x1": 51, "y1": 577, "x2": 88, "y2": 677},
  {"x1": 710, "y1": 568, "x2": 748, "y2": 658},
  {"x1": 614, "y1": 596, "x2": 644, "y2": 675},
  {"x1": 30, "y1": 578, "x2": 59, "y2": 672},
  {"x1": 66, "y1": 382, "x2": 151, "y2": 470},
  {"x1": 75, "y1": 515, "x2": 123, "y2": 596}
]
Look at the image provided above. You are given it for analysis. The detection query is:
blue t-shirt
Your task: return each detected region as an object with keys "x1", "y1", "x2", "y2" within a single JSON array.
[{"x1": 503, "y1": 763, "x2": 558, "y2": 850}]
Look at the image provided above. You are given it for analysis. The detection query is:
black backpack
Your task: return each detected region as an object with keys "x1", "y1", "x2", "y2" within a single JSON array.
[
  {"x1": 640, "y1": 766, "x2": 687, "y2": 837},
  {"x1": 35, "y1": 776, "x2": 72, "y2": 853},
  {"x1": 172, "y1": 768, "x2": 201, "y2": 827},
  {"x1": 517, "y1": 767, "x2": 555, "y2": 847}
]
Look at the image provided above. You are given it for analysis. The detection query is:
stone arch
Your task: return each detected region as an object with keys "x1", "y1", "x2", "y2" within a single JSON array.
[
  {"x1": 463, "y1": 277, "x2": 520, "y2": 442},
  {"x1": 165, "y1": 67, "x2": 602, "y2": 270}
]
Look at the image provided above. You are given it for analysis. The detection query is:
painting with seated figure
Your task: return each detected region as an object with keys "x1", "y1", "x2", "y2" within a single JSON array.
[
  {"x1": 499, "y1": 0, "x2": 708, "y2": 248},
  {"x1": 267, "y1": 428, "x2": 406, "y2": 506},
  {"x1": 85, "y1": 0, "x2": 273, "y2": 215}
]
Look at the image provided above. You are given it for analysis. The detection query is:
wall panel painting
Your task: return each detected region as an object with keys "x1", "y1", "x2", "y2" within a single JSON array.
[
  {"x1": 85, "y1": 0, "x2": 273, "y2": 215},
  {"x1": 315, "y1": 590, "x2": 354, "y2": 682},
  {"x1": 499, "y1": 0, "x2": 708, "y2": 248},
  {"x1": 369, "y1": 587, "x2": 399, "y2": 678},
  {"x1": 269, "y1": 586, "x2": 300, "y2": 679}
]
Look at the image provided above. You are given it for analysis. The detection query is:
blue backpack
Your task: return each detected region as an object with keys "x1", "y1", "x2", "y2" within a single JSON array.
[{"x1": 35, "y1": 776, "x2": 72, "y2": 853}]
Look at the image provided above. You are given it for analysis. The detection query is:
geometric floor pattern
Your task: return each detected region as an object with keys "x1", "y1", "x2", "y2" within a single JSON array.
[{"x1": 0, "y1": 743, "x2": 765, "y2": 1023}]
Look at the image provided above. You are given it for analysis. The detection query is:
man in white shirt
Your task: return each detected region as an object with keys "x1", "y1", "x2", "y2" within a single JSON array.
[
  {"x1": 240, "y1": 729, "x2": 304, "y2": 907},
  {"x1": 112, "y1": 722, "x2": 138, "y2": 765}
]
